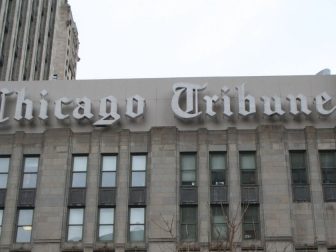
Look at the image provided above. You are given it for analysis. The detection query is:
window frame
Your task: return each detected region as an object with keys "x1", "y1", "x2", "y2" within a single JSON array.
[
  {"x1": 0, "y1": 156, "x2": 10, "y2": 189},
  {"x1": 242, "y1": 204, "x2": 260, "y2": 240},
  {"x1": 21, "y1": 155, "x2": 39, "y2": 189},
  {"x1": 180, "y1": 206, "x2": 198, "y2": 242},
  {"x1": 180, "y1": 152, "x2": 197, "y2": 186},
  {"x1": 97, "y1": 207, "x2": 115, "y2": 241},
  {"x1": 67, "y1": 207, "x2": 84, "y2": 242},
  {"x1": 320, "y1": 151, "x2": 336, "y2": 184},
  {"x1": 240, "y1": 152, "x2": 257, "y2": 186},
  {"x1": 130, "y1": 154, "x2": 147, "y2": 188},
  {"x1": 211, "y1": 204, "x2": 228, "y2": 241},
  {"x1": 128, "y1": 207, "x2": 146, "y2": 242},
  {"x1": 71, "y1": 155, "x2": 88, "y2": 188},
  {"x1": 16, "y1": 208, "x2": 34, "y2": 243},
  {"x1": 210, "y1": 152, "x2": 227, "y2": 186},
  {"x1": 100, "y1": 154, "x2": 118, "y2": 188}
]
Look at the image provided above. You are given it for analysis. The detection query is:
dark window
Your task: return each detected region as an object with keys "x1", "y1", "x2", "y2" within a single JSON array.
[
  {"x1": 0, "y1": 157, "x2": 10, "y2": 189},
  {"x1": 320, "y1": 151, "x2": 336, "y2": 201},
  {"x1": 290, "y1": 151, "x2": 310, "y2": 202},
  {"x1": 71, "y1": 156, "x2": 88, "y2": 188},
  {"x1": 181, "y1": 153, "x2": 196, "y2": 186},
  {"x1": 131, "y1": 155, "x2": 146, "y2": 187},
  {"x1": 242, "y1": 205, "x2": 260, "y2": 240},
  {"x1": 98, "y1": 208, "x2": 114, "y2": 241},
  {"x1": 16, "y1": 209, "x2": 33, "y2": 242},
  {"x1": 240, "y1": 152, "x2": 257, "y2": 185},
  {"x1": 210, "y1": 152, "x2": 226, "y2": 185},
  {"x1": 67, "y1": 208, "x2": 84, "y2": 241},
  {"x1": 211, "y1": 205, "x2": 228, "y2": 241},
  {"x1": 129, "y1": 207, "x2": 145, "y2": 242},
  {"x1": 101, "y1": 155, "x2": 117, "y2": 187},
  {"x1": 22, "y1": 157, "x2": 39, "y2": 188},
  {"x1": 180, "y1": 206, "x2": 197, "y2": 241}
]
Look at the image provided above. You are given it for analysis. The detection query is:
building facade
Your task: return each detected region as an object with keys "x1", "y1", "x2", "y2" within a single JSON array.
[
  {"x1": 0, "y1": 0, "x2": 79, "y2": 81},
  {"x1": 0, "y1": 76, "x2": 335, "y2": 252}
]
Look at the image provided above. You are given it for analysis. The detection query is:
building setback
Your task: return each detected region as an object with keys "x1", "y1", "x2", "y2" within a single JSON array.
[
  {"x1": 0, "y1": 0, "x2": 79, "y2": 81},
  {"x1": 0, "y1": 76, "x2": 335, "y2": 252}
]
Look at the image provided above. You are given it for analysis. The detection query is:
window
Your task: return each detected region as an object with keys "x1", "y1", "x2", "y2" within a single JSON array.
[
  {"x1": 290, "y1": 151, "x2": 310, "y2": 202},
  {"x1": 211, "y1": 205, "x2": 227, "y2": 241},
  {"x1": 71, "y1": 156, "x2": 88, "y2": 188},
  {"x1": 320, "y1": 151, "x2": 336, "y2": 201},
  {"x1": 22, "y1": 156, "x2": 39, "y2": 188},
  {"x1": 242, "y1": 205, "x2": 260, "y2": 240},
  {"x1": 240, "y1": 153, "x2": 257, "y2": 185},
  {"x1": 181, "y1": 153, "x2": 196, "y2": 186},
  {"x1": 67, "y1": 208, "x2": 84, "y2": 241},
  {"x1": 101, "y1": 155, "x2": 117, "y2": 187},
  {"x1": 98, "y1": 208, "x2": 114, "y2": 241},
  {"x1": 131, "y1": 155, "x2": 146, "y2": 187},
  {"x1": 210, "y1": 152, "x2": 226, "y2": 185},
  {"x1": 16, "y1": 209, "x2": 33, "y2": 242},
  {"x1": 129, "y1": 207, "x2": 145, "y2": 242},
  {"x1": 0, "y1": 157, "x2": 10, "y2": 188},
  {"x1": 180, "y1": 206, "x2": 197, "y2": 241},
  {"x1": 0, "y1": 209, "x2": 3, "y2": 236}
]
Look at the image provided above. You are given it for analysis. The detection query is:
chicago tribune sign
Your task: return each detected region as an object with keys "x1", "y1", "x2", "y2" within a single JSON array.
[{"x1": 0, "y1": 83, "x2": 335, "y2": 127}]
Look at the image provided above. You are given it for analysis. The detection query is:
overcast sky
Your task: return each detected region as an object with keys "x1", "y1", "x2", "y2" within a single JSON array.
[{"x1": 68, "y1": 0, "x2": 336, "y2": 80}]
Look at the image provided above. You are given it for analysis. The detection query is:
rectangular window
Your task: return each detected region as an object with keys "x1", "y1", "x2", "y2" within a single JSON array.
[
  {"x1": 240, "y1": 152, "x2": 257, "y2": 185},
  {"x1": 211, "y1": 205, "x2": 227, "y2": 241},
  {"x1": 71, "y1": 156, "x2": 88, "y2": 188},
  {"x1": 290, "y1": 151, "x2": 310, "y2": 202},
  {"x1": 67, "y1": 208, "x2": 84, "y2": 241},
  {"x1": 180, "y1": 206, "x2": 197, "y2": 241},
  {"x1": 16, "y1": 209, "x2": 33, "y2": 242},
  {"x1": 131, "y1": 155, "x2": 146, "y2": 187},
  {"x1": 210, "y1": 152, "x2": 226, "y2": 185},
  {"x1": 320, "y1": 151, "x2": 336, "y2": 184},
  {"x1": 101, "y1": 155, "x2": 117, "y2": 187},
  {"x1": 181, "y1": 153, "x2": 196, "y2": 186},
  {"x1": 0, "y1": 157, "x2": 10, "y2": 189},
  {"x1": 129, "y1": 207, "x2": 145, "y2": 242},
  {"x1": 98, "y1": 208, "x2": 114, "y2": 241},
  {"x1": 242, "y1": 205, "x2": 260, "y2": 240},
  {"x1": 22, "y1": 156, "x2": 39, "y2": 188}
]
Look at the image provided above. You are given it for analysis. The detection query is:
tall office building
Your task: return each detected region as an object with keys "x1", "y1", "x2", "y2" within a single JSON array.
[{"x1": 0, "y1": 0, "x2": 79, "y2": 81}]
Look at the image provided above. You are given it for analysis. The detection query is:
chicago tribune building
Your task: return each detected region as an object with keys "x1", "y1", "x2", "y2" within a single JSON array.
[{"x1": 0, "y1": 75, "x2": 335, "y2": 252}]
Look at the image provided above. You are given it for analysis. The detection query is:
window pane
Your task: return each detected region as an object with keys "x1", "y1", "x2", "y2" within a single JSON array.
[
  {"x1": 181, "y1": 154, "x2": 196, "y2": 171},
  {"x1": 24, "y1": 157, "x2": 39, "y2": 172},
  {"x1": 181, "y1": 224, "x2": 196, "y2": 241},
  {"x1": 241, "y1": 153, "x2": 256, "y2": 170},
  {"x1": 241, "y1": 171, "x2": 257, "y2": 185},
  {"x1": 69, "y1": 209, "x2": 84, "y2": 225},
  {"x1": 0, "y1": 174, "x2": 8, "y2": 188},
  {"x1": 18, "y1": 210, "x2": 33, "y2": 225},
  {"x1": 132, "y1": 155, "x2": 146, "y2": 171},
  {"x1": 73, "y1": 156, "x2": 87, "y2": 171},
  {"x1": 212, "y1": 206, "x2": 226, "y2": 224},
  {"x1": 212, "y1": 223, "x2": 227, "y2": 240},
  {"x1": 101, "y1": 172, "x2": 116, "y2": 187},
  {"x1": 16, "y1": 226, "x2": 32, "y2": 242},
  {"x1": 22, "y1": 174, "x2": 37, "y2": 188},
  {"x1": 212, "y1": 171, "x2": 225, "y2": 185},
  {"x1": 72, "y1": 173, "x2": 86, "y2": 187},
  {"x1": 323, "y1": 169, "x2": 336, "y2": 183},
  {"x1": 320, "y1": 152, "x2": 335, "y2": 168},
  {"x1": 100, "y1": 208, "x2": 114, "y2": 225},
  {"x1": 292, "y1": 169, "x2": 307, "y2": 184},
  {"x1": 102, "y1": 156, "x2": 117, "y2": 171},
  {"x1": 211, "y1": 154, "x2": 226, "y2": 170},
  {"x1": 181, "y1": 207, "x2": 197, "y2": 224},
  {"x1": 244, "y1": 206, "x2": 259, "y2": 223},
  {"x1": 99, "y1": 225, "x2": 114, "y2": 241},
  {"x1": 68, "y1": 226, "x2": 83, "y2": 241},
  {"x1": 130, "y1": 208, "x2": 145, "y2": 224},
  {"x1": 0, "y1": 209, "x2": 3, "y2": 225},
  {"x1": 0, "y1": 158, "x2": 9, "y2": 173},
  {"x1": 181, "y1": 170, "x2": 196, "y2": 183},
  {"x1": 243, "y1": 223, "x2": 260, "y2": 239},
  {"x1": 291, "y1": 152, "x2": 305, "y2": 168},
  {"x1": 130, "y1": 225, "x2": 144, "y2": 241},
  {"x1": 131, "y1": 172, "x2": 146, "y2": 187}
]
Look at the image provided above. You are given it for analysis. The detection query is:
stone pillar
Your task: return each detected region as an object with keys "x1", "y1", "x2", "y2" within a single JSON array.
[{"x1": 148, "y1": 127, "x2": 177, "y2": 252}]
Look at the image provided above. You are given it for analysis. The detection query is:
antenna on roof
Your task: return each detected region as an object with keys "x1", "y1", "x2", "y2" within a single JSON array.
[{"x1": 316, "y1": 68, "x2": 331, "y2": 75}]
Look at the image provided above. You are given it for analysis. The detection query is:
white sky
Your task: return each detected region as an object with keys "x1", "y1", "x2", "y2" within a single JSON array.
[{"x1": 68, "y1": 0, "x2": 336, "y2": 80}]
